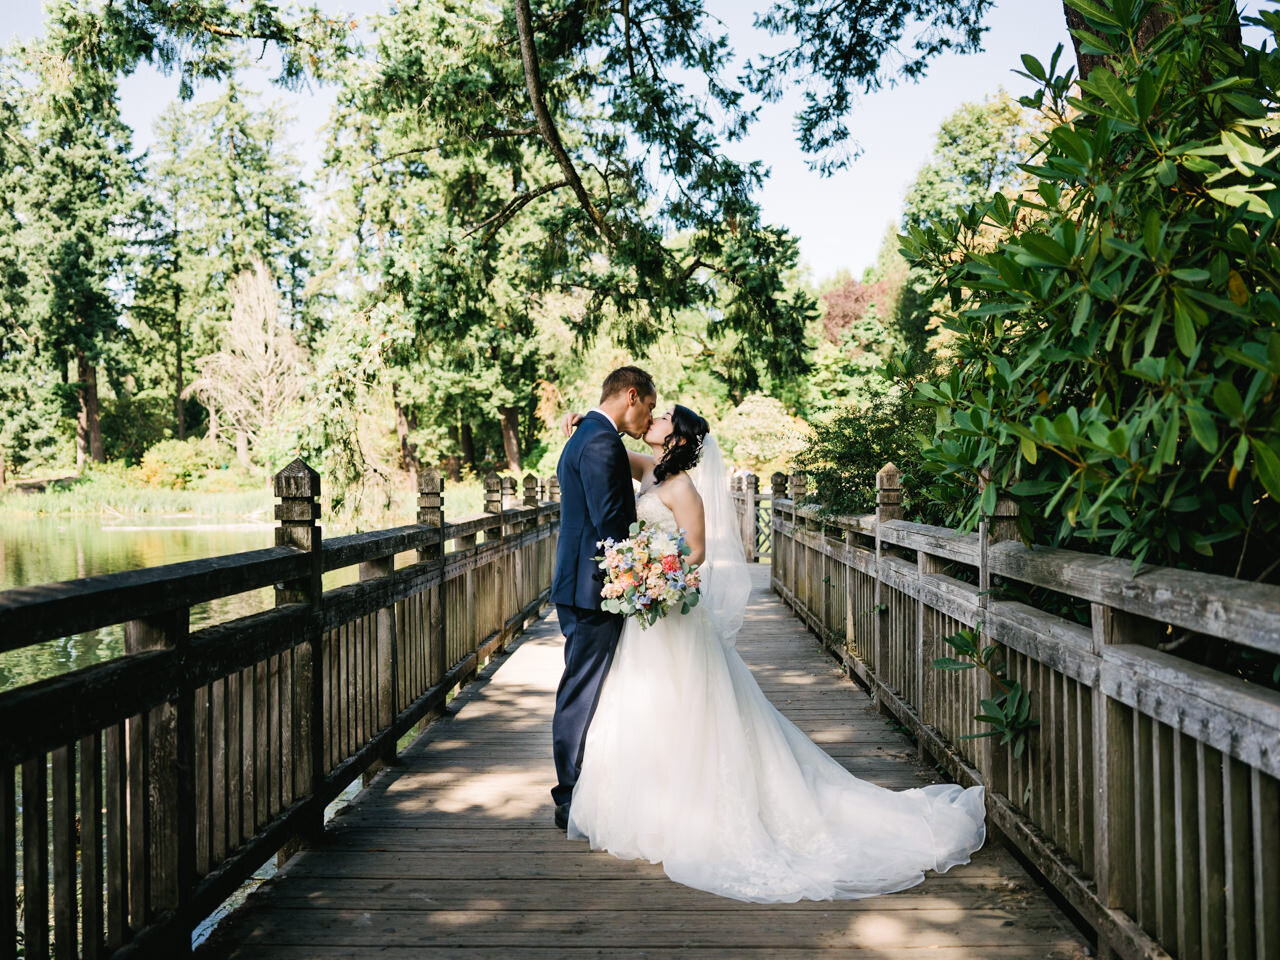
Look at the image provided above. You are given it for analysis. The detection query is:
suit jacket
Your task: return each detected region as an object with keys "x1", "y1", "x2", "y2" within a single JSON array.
[{"x1": 551, "y1": 411, "x2": 637, "y2": 609}]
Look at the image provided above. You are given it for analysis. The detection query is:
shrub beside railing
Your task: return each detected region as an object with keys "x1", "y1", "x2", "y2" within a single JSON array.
[
  {"x1": 0, "y1": 462, "x2": 559, "y2": 959},
  {"x1": 770, "y1": 465, "x2": 1280, "y2": 960}
]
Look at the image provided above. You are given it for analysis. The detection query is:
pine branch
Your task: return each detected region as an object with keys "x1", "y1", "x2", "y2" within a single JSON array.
[
  {"x1": 513, "y1": 0, "x2": 616, "y2": 245},
  {"x1": 464, "y1": 179, "x2": 571, "y2": 244}
]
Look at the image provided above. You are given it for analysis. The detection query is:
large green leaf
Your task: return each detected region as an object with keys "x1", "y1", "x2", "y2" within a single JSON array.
[
  {"x1": 1065, "y1": 0, "x2": 1122, "y2": 26},
  {"x1": 1251, "y1": 440, "x2": 1280, "y2": 501}
]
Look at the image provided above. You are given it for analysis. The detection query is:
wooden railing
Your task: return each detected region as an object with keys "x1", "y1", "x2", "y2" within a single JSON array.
[
  {"x1": 0, "y1": 461, "x2": 559, "y2": 959},
  {"x1": 770, "y1": 465, "x2": 1280, "y2": 960},
  {"x1": 729, "y1": 472, "x2": 776, "y2": 562}
]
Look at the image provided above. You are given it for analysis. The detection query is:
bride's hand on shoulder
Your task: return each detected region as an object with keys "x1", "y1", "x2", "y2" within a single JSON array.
[
  {"x1": 562, "y1": 411, "x2": 584, "y2": 437},
  {"x1": 661, "y1": 474, "x2": 706, "y2": 565}
]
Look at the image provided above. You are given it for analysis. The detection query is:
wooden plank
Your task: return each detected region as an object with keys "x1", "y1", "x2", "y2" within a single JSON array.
[
  {"x1": 50, "y1": 745, "x2": 77, "y2": 960},
  {"x1": 1196, "y1": 742, "x2": 1225, "y2": 960},
  {"x1": 1134, "y1": 713, "x2": 1154, "y2": 932},
  {"x1": 79, "y1": 733, "x2": 104, "y2": 960},
  {"x1": 878, "y1": 520, "x2": 980, "y2": 565},
  {"x1": 22, "y1": 755, "x2": 49, "y2": 960},
  {"x1": 0, "y1": 606, "x2": 308, "y2": 766},
  {"x1": 126, "y1": 711, "x2": 147, "y2": 929},
  {"x1": 204, "y1": 906, "x2": 1082, "y2": 949},
  {"x1": 1100, "y1": 643, "x2": 1280, "y2": 778},
  {"x1": 202, "y1": 568, "x2": 1086, "y2": 960},
  {"x1": 0, "y1": 763, "x2": 14, "y2": 960},
  {"x1": 103, "y1": 722, "x2": 127, "y2": 948},
  {"x1": 213, "y1": 948, "x2": 1085, "y2": 960},
  {"x1": 1174, "y1": 731, "x2": 1202, "y2": 959},
  {"x1": 1152, "y1": 720, "x2": 1176, "y2": 946},
  {"x1": 225, "y1": 673, "x2": 241, "y2": 855},
  {"x1": 0, "y1": 547, "x2": 306, "y2": 650},
  {"x1": 989, "y1": 540, "x2": 1280, "y2": 654},
  {"x1": 1252, "y1": 767, "x2": 1279, "y2": 960},
  {"x1": 321, "y1": 525, "x2": 437, "y2": 573},
  {"x1": 195, "y1": 685, "x2": 211, "y2": 876},
  {"x1": 1221, "y1": 756, "x2": 1252, "y2": 960}
]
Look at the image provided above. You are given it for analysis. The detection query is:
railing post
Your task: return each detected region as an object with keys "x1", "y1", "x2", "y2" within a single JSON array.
[
  {"x1": 788, "y1": 473, "x2": 805, "y2": 610},
  {"x1": 519, "y1": 474, "x2": 539, "y2": 619},
  {"x1": 771, "y1": 472, "x2": 787, "y2": 593},
  {"x1": 417, "y1": 469, "x2": 446, "y2": 730},
  {"x1": 479, "y1": 472, "x2": 501, "y2": 658},
  {"x1": 873, "y1": 463, "x2": 900, "y2": 715},
  {"x1": 273, "y1": 459, "x2": 323, "y2": 865},
  {"x1": 976, "y1": 473, "x2": 1016, "y2": 793},
  {"x1": 548, "y1": 475, "x2": 560, "y2": 502},
  {"x1": 742, "y1": 473, "x2": 759, "y2": 563},
  {"x1": 122, "y1": 604, "x2": 191, "y2": 947},
  {"x1": 484, "y1": 473, "x2": 502, "y2": 541}
]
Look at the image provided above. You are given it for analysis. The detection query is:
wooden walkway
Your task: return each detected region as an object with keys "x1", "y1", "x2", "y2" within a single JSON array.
[{"x1": 200, "y1": 567, "x2": 1088, "y2": 959}]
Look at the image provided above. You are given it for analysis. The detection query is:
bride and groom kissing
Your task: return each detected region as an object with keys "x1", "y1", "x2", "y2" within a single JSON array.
[{"x1": 549, "y1": 365, "x2": 988, "y2": 903}]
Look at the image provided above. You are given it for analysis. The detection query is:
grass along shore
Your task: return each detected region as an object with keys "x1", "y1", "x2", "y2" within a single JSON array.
[{"x1": 0, "y1": 468, "x2": 491, "y2": 531}]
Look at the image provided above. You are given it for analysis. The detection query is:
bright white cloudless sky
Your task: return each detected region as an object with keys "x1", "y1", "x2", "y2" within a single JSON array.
[{"x1": 5, "y1": 1, "x2": 1271, "y2": 281}]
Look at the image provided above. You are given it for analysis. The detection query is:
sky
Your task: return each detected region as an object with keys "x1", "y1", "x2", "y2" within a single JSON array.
[{"x1": 4, "y1": 2, "x2": 1269, "y2": 281}]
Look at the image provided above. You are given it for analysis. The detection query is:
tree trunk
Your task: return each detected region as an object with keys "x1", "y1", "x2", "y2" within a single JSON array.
[
  {"x1": 175, "y1": 286, "x2": 185, "y2": 441},
  {"x1": 460, "y1": 421, "x2": 477, "y2": 471},
  {"x1": 208, "y1": 400, "x2": 219, "y2": 445},
  {"x1": 499, "y1": 405, "x2": 522, "y2": 473},
  {"x1": 235, "y1": 429, "x2": 250, "y2": 466},
  {"x1": 394, "y1": 391, "x2": 421, "y2": 484},
  {"x1": 1062, "y1": 1, "x2": 1239, "y2": 79},
  {"x1": 76, "y1": 348, "x2": 105, "y2": 467}
]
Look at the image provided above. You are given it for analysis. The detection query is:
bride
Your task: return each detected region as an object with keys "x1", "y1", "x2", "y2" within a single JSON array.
[{"x1": 563, "y1": 404, "x2": 987, "y2": 903}]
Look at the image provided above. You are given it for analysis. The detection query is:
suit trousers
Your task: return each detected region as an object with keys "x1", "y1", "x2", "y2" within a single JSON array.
[{"x1": 552, "y1": 604, "x2": 624, "y2": 807}]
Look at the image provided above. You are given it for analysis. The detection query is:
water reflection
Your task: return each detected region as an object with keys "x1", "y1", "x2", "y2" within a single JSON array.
[{"x1": 0, "y1": 517, "x2": 278, "y2": 691}]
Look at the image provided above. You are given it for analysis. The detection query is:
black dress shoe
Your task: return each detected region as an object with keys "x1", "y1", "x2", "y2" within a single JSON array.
[{"x1": 554, "y1": 802, "x2": 570, "y2": 830}]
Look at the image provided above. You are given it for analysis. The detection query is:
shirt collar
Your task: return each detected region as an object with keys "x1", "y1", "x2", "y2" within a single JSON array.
[{"x1": 590, "y1": 407, "x2": 620, "y2": 434}]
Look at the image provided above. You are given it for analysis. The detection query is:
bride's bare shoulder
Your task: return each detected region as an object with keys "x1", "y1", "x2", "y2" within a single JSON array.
[{"x1": 657, "y1": 471, "x2": 700, "y2": 504}]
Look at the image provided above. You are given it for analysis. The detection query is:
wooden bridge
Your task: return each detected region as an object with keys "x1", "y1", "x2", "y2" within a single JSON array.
[{"x1": 2, "y1": 461, "x2": 1277, "y2": 960}]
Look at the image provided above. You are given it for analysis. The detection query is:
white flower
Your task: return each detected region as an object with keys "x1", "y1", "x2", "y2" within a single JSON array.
[{"x1": 649, "y1": 532, "x2": 676, "y2": 557}]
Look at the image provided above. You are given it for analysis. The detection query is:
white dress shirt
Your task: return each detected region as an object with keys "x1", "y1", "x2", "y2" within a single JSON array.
[{"x1": 590, "y1": 407, "x2": 620, "y2": 433}]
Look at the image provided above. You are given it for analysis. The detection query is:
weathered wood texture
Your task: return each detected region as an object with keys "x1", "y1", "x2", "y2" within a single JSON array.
[
  {"x1": 730, "y1": 473, "x2": 771, "y2": 561},
  {"x1": 1, "y1": 465, "x2": 559, "y2": 960},
  {"x1": 770, "y1": 473, "x2": 1280, "y2": 960},
  {"x1": 199, "y1": 566, "x2": 1087, "y2": 960}
]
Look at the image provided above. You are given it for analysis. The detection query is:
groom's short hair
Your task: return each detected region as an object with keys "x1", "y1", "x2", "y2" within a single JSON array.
[{"x1": 600, "y1": 365, "x2": 656, "y2": 403}]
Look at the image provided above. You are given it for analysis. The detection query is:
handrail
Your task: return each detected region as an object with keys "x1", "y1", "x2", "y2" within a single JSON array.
[
  {"x1": 1, "y1": 463, "x2": 562, "y2": 959},
  {"x1": 769, "y1": 468, "x2": 1280, "y2": 960}
]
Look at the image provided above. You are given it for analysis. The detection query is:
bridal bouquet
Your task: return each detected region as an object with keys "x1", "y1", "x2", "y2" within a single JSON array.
[{"x1": 597, "y1": 521, "x2": 701, "y2": 628}]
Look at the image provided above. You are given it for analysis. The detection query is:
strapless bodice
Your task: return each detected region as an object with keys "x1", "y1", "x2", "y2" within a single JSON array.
[{"x1": 636, "y1": 489, "x2": 679, "y2": 535}]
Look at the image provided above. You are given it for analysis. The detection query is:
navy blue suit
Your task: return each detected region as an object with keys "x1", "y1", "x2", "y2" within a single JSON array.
[{"x1": 550, "y1": 411, "x2": 636, "y2": 807}]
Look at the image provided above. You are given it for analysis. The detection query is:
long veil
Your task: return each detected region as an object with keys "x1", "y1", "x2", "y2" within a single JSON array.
[{"x1": 690, "y1": 436, "x2": 751, "y2": 647}]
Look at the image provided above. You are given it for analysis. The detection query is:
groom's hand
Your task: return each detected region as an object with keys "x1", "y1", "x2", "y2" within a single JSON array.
[{"x1": 562, "y1": 411, "x2": 584, "y2": 437}]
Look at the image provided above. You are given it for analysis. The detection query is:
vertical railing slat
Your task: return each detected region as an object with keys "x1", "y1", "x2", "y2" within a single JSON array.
[
  {"x1": 79, "y1": 731, "x2": 103, "y2": 960},
  {"x1": 21, "y1": 754, "x2": 49, "y2": 960},
  {"x1": 50, "y1": 744, "x2": 76, "y2": 960}
]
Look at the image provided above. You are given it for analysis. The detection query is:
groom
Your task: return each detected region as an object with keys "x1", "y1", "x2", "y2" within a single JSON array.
[{"x1": 550, "y1": 365, "x2": 656, "y2": 829}]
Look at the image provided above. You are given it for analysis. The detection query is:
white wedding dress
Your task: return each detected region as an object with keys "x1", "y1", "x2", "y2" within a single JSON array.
[{"x1": 567, "y1": 480, "x2": 987, "y2": 903}]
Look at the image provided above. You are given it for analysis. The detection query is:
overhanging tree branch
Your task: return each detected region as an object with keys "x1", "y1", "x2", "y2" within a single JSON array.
[
  {"x1": 464, "y1": 178, "x2": 571, "y2": 244},
  {"x1": 513, "y1": 0, "x2": 617, "y2": 244}
]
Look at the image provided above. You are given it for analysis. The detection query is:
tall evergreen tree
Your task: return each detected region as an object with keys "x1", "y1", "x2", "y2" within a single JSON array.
[
  {"x1": 16, "y1": 15, "x2": 140, "y2": 468},
  {"x1": 132, "y1": 83, "x2": 314, "y2": 442}
]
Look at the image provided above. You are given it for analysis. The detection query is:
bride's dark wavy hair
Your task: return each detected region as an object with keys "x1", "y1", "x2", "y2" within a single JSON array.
[{"x1": 654, "y1": 404, "x2": 710, "y2": 484}]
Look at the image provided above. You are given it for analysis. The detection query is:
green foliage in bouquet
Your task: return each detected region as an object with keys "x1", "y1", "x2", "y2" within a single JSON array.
[
  {"x1": 898, "y1": 0, "x2": 1280, "y2": 580},
  {"x1": 597, "y1": 520, "x2": 701, "y2": 627}
]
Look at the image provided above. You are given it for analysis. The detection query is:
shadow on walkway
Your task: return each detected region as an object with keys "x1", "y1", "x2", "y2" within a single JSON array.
[{"x1": 199, "y1": 567, "x2": 1089, "y2": 959}]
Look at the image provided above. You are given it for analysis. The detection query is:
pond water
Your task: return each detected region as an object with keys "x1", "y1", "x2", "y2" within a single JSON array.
[{"x1": 0, "y1": 516, "x2": 276, "y2": 691}]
